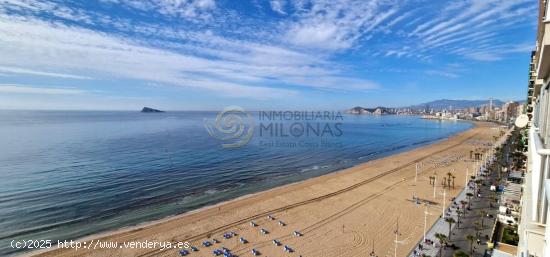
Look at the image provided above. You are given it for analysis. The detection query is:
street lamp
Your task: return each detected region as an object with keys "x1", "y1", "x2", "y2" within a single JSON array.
[
  {"x1": 439, "y1": 188, "x2": 447, "y2": 218},
  {"x1": 465, "y1": 168, "x2": 469, "y2": 186},
  {"x1": 433, "y1": 176, "x2": 437, "y2": 198},
  {"x1": 369, "y1": 239, "x2": 377, "y2": 257},
  {"x1": 423, "y1": 203, "x2": 436, "y2": 243},
  {"x1": 415, "y1": 162, "x2": 419, "y2": 185},
  {"x1": 393, "y1": 218, "x2": 407, "y2": 257}
]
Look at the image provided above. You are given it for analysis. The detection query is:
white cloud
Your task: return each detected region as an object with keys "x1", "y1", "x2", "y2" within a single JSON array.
[
  {"x1": 0, "y1": 0, "x2": 535, "y2": 111},
  {"x1": 92, "y1": 0, "x2": 219, "y2": 21},
  {"x1": 1, "y1": 0, "x2": 94, "y2": 23},
  {"x1": 2, "y1": 0, "x2": 535, "y2": 63},
  {"x1": 285, "y1": 76, "x2": 379, "y2": 91},
  {"x1": 0, "y1": 10, "x2": 379, "y2": 100},
  {"x1": 364, "y1": 7, "x2": 398, "y2": 32},
  {"x1": 0, "y1": 66, "x2": 92, "y2": 79},
  {"x1": 463, "y1": 52, "x2": 502, "y2": 61},
  {"x1": 384, "y1": 47, "x2": 411, "y2": 58},
  {"x1": 156, "y1": 0, "x2": 216, "y2": 18},
  {"x1": 0, "y1": 16, "x2": 294, "y2": 99},
  {"x1": 408, "y1": 0, "x2": 535, "y2": 61},
  {"x1": 381, "y1": 11, "x2": 414, "y2": 31},
  {"x1": 270, "y1": 0, "x2": 286, "y2": 14},
  {"x1": 0, "y1": 84, "x2": 86, "y2": 95},
  {"x1": 424, "y1": 70, "x2": 459, "y2": 79},
  {"x1": 286, "y1": 22, "x2": 348, "y2": 50},
  {"x1": 282, "y1": 0, "x2": 399, "y2": 50},
  {"x1": 0, "y1": 0, "x2": 56, "y2": 12},
  {"x1": 457, "y1": 43, "x2": 532, "y2": 61}
]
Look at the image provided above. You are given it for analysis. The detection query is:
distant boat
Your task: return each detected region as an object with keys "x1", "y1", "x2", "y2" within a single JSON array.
[{"x1": 141, "y1": 107, "x2": 164, "y2": 113}]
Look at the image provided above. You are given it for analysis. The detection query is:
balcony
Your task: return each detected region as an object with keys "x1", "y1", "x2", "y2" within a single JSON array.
[
  {"x1": 518, "y1": 172, "x2": 547, "y2": 257},
  {"x1": 537, "y1": 22, "x2": 550, "y2": 79},
  {"x1": 528, "y1": 127, "x2": 550, "y2": 222}
]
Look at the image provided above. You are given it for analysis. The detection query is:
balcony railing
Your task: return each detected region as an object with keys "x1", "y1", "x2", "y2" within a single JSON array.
[{"x1": 529, "y1": 127, "x2": 550, "y2": 224}]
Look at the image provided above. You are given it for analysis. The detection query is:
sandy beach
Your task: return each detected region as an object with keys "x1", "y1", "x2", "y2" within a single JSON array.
[{"x1": 33, "y1": 122, "x2": 504, "y2": 257}]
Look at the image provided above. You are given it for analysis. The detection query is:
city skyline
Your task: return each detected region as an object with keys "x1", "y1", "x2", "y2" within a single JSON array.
[{"x1": 0, "y1": 0, "x2": 537, "y2": 110}]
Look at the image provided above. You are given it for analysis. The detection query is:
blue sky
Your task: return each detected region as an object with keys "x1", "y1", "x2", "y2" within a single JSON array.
[{"x1": 0, "y1": 0, "x2": 537, "y2": 110}]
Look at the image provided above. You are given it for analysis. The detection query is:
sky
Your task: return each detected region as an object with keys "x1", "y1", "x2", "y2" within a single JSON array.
[{"x1": 0, "y1": 0, "x2": 538, "y2": 110}]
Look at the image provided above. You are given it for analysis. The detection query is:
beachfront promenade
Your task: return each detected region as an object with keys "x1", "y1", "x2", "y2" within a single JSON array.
[
  {"x1": 441, "y1": 178, "x2": 498, "y2": 257},
  {"x1": 408, "y1": 131, "x2": 509, "y2": 257},
  {"x1": 407, "y1": 185, "x2": 468, "y2": 257},
  {"x1": 408, "y1": 174, "x2": 498, "y2": 257}
]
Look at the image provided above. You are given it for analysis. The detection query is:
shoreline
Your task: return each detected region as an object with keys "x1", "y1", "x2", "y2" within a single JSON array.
[
  {"x1": 22, "y1": 120, "x2": 473, "y2": 255},
  {"x1": 30, "y1": 121, "x2": 500, "y2": 257}
]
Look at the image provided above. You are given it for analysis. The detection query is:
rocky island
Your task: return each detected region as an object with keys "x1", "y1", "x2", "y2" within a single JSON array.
[
  {"x1": 141, "y1": 107, "x2": 164, "y2": 113},
  {"x1": 346, "y1": 106, "x2": 393, "y2": 115}
]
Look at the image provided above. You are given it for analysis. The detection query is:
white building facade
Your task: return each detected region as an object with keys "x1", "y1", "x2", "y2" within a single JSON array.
[{"x1": 517, "y1": 1, "x2": 550, "y2": 257}]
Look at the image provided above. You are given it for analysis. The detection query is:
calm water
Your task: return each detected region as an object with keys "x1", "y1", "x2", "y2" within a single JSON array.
[{"x1": 0, "y1": 111, "x2": 472, "y2": 255}]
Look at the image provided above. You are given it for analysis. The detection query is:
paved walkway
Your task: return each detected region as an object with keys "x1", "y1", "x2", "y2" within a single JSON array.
[
  {"x1": 407, "y1": 185, "x2": 469, "y2": 257},
  {"x1": 408, "y1": 165, "x2": 500, "y2": 257},
  {"x1": 441, "y1": 171, "x2": 498, "y2": 257}
]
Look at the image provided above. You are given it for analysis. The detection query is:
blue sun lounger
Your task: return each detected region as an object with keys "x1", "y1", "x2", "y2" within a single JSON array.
[{"x1": 284, "y1": 245, "x2": 293, "y2": 253}]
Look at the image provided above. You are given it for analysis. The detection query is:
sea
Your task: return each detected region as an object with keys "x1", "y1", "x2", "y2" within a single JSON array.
[{"x1": 0, "y1": 110, "x2": 473, "y2": 255}]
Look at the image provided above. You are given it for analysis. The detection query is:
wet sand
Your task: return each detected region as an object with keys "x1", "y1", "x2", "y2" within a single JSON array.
[{"x1": 33, "y1": 122, "x2": 504, "y2": 257}]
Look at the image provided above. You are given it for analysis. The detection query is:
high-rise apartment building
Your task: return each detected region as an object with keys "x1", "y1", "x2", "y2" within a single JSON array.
[{"x1": 516, "y1": 1, "x2": 550, "y2": 257}]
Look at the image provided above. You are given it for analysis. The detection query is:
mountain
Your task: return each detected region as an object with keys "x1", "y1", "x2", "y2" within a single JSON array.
[{"x1": 407, "y1": 99, "x2": 509, "y2": 110}]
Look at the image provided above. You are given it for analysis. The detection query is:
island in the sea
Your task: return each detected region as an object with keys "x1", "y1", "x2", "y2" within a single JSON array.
[{"x1": 141, "y1": 107, "x2": 164, "y2": 113}]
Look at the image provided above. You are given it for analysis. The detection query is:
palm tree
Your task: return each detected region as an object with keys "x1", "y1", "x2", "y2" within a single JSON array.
[
  {"x1": 460, "y1": 200, "x2": 468, "y2": 210},
  {"x1": 496, "y1": 177, "x2": 502, "y2": 187},
  {"x1": 451, "y1": 175, "x2": 456, "y2": 189},
  {"x1": 456, "y1": 210, "x2": 463, "y2": 228},
  {"x1": 466, "y1": 193, "x2": 474, "y2": 209},
  {"x1": 475, "y1": 180, "x2": 482, "y2": 191},
  {"x1": 479, "y1": 210, "x2": 488, "y2": 227},
  {"x1": 453, "y1": 250, "x2": 469, "y2": 257},
  {"x1": 435, "y1": 233, "x2": 448, "y2": 257},
  {"x1": 466, "y1": 234, "x2": 476, "y2": 254},
  {"x1": 445, "y1": 217, "x2": 456, "y2": 239},
  {"x1": 474, "y1": 221, "x2": 482, "y2": 237}
]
